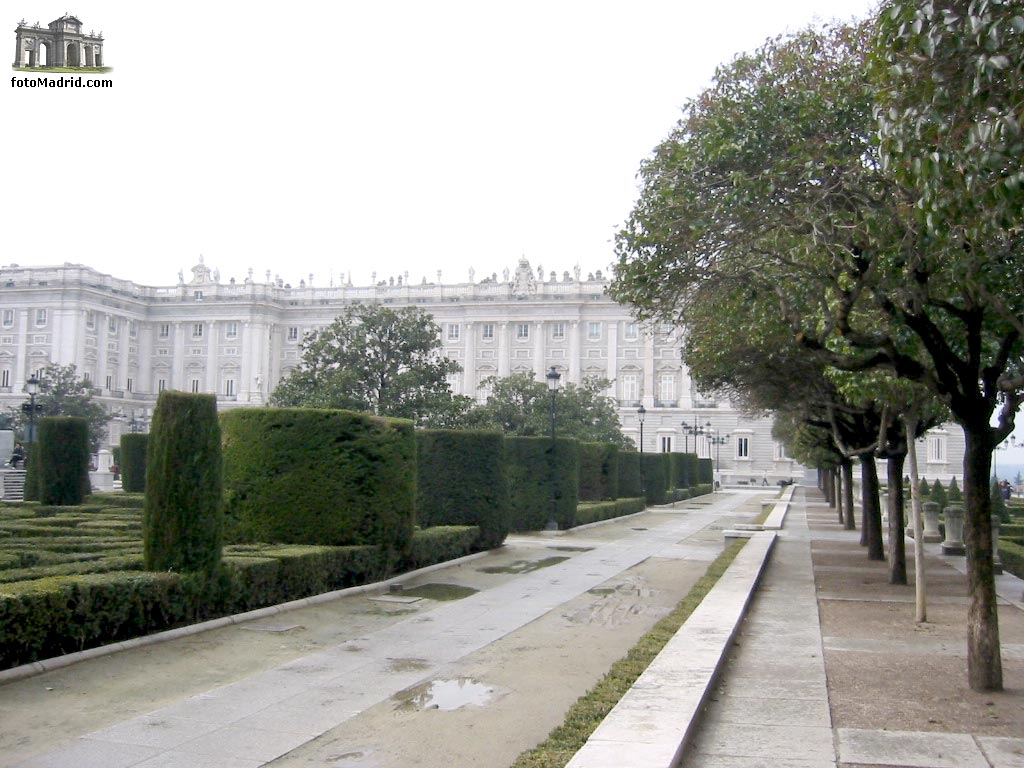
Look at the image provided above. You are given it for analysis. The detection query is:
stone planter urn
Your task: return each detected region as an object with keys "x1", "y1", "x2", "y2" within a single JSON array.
[
  {"x1": 922, "y1": 501, "x2": 943, "y2": 543},
  {"x1": 941, "y1": 504, "x2": 966, "y2": 555}
]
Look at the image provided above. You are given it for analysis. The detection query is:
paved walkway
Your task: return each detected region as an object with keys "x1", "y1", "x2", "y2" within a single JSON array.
[
  {"x1": 3, "y1": 491, "x2": 760, "y2": 768},
  {"x1": 680, "y1": 486, "x2": 1024, "y2": 768}
]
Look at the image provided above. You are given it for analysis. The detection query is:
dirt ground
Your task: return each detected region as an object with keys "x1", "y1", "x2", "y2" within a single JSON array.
[{"x1": 805, "y1": 499, "x2": 1024, "y2": 745}]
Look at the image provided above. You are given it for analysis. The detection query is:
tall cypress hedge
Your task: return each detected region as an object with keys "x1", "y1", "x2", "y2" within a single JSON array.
[
  {"x1": 618, "y1": 451, "x2": 642, "y2": 499},
  {"x1": 144, "y1": 392, "x2": 223, "y2": 573},
  {"x1": 579, "y1": 442, "x2": 619, "y2": 501},
  {"x1": 221, "y1": 408, "x2": 415, "y2": 555},
  {"x1": 699, "y1": 457, "x2": 714, "y2": 485},
  {"x1": 670, "y1": 453, "x2": 688, "y2": 488},
  {"x1": 38, "y1": 417, "x2": 91, "y2": 506},
  {"x1": 641, "y1": 452, "x2": 671, "y2": 505},
  {"x1": 120, "y1": 433, "x2": 149, "y2": 493},
  {"x1": 416, "y1": 429, "x2": 508, "y2": 549},
  {"x1": 505, "y1": 436, "x2": 580, "y2": 531},
  {"x1": 684, "y1": 454, "x2": 700, "y2": 488},
  {"x1": 23, "y1": 441, "x2": 42, "y2": 501}
]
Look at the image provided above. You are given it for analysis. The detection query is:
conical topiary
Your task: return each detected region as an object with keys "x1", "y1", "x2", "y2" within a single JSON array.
[
  {"x1": 931, "y1": 479, "x2": 948, "y2": 511},
  {"x1": 918, "y1": 477, "x2": 930, "y2": 498},
  {"x1": 947, "y1": 477, "x2": 962, "y2": 503},
  {"x1": 991, "y1": 478, "x2": 1010, "y2": 524}
]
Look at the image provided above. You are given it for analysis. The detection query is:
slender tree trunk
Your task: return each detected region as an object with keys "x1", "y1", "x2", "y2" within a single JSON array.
[
  {"x1": 887, "y1": 453, "x2": 907, "y2": 585},
  {"x1": 835, "y1": 468, "x2": 844, "y2": 523},
  {"x1": 842, "y1": 459, "x2": 856, "y2": 530},
  {"x1": 905, "y1": 416, "x2": 926, "y2": 622},
  {"x1": 861, "y1": 455, "x2": 884, "y2": 560},
  {"x1": 963, "y1": 426, "x2": 1003, "y2": 691}
]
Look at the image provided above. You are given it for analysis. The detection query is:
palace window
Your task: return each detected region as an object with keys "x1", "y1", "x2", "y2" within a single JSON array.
[
  {"x1": 659, "y1": 374, "x2": 675, "y2": 404},
  {"x1": 190, "y1": 378, "x2": 201, "y2": 393},
  {"x1": 482, "y1": 323, "x2": 494, "y2": 341},
  {"x1": 224, "y1": 378, "x2": 235, "y2": 397},
  {"x1": 620, "y1": 373, "x2": 639, "y2": 402},
  {"x1": 660, "y1": 436, "x2": 673, "y2": 453},
  {"x1": 192, "y1": 323, "x2": 203, "y2": 338},
  {"x1": 85, "y1": 311, "x2": 95, "y2": 329},
  {"x1": 159, "y1": 324, "x2": 170, "y2": 338},
  {"x1": 226, "y1": 322, "x2": 238, "y2": 339},
  {"x1": 287, "y1": 326, "x2": 299, "y2": 341},
  {"x1": 928, "y1": 435, "x2": 946, "y2": 463},
  {"x1": 447, "y1": 323, "x2": 461, "y2": 342},
  {"x1": 624, "y1": 322, "x2": 639, "y2": 341},
  {"x1": 1, "y1": 369, "x2": 10, "y2": 388},
  {"x1": 736, "y1": 436, "x2": 750, "y2": 459},
  {"x1": 587, "y1": 322, "x2": 602, "y2": 341},
  {"x1": 108, "y1": 317, "x2": 118, "y2": 334},
  {"x1": 516, "y1": 323, "x2": 530, "y2": 340},
  {"x1": 158, "y1": 378, "x2": 167, "y2": 392},
  {"x1": 552, "y1": 322, "x2": 566, "y2": 341},
  {"x1": 35, "y1": 309, "x2": 47, "y2": 327}
]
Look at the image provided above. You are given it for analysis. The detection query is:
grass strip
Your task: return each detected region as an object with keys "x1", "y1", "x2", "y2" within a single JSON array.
[{"x1": 509, "y1": 539, "x2": 746, "y2": 768}]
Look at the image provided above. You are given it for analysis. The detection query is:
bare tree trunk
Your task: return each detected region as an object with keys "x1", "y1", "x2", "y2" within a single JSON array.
[
  {"x1": 835, "y1": 468, "x2": 844, "y2": 523},
  {"x1": 963, "y1": 426, "x2": 1003, "y2": 691},
  {"x1": 861, "y1": 455, "x2": 884, "y2": 560},
  {"x1": 842, "y1": 459, "x2": 856, "y2": 530},
  {"x1": 887, "y1": 453, "x2": 907, "y2": 585},
  {"x1": 905, "y1": 416, "x2": 926, "y2": 622}
]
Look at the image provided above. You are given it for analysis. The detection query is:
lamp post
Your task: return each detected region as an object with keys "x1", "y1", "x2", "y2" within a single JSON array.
[
  {"x1": 545, "y1": 366, "x2": 562, "y2": 531},
  {"x1": 709, "y1": 431, "x2": 730, "y2": 490},
  {"x1": 681, "y1": 416, "x2": 706, "y2": 454},
  {"x1": 993, "y1": 436, "x2": 1016, "y2": 482},
  {"x1": 637, "y1": 405, "x2": 647, "y2": 500},
  {"x1": 24, "y1": 375, "x2": 40, "y2": 444}
]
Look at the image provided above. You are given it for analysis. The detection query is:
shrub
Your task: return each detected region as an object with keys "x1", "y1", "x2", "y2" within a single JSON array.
[
  {"x1": 698, "y1": 457, "x2": 714, "y2": 485},
  {"x1": 1002, "y1": 539, "x2": 1024, "y2": 580},
  {"x1": 119, "y1": 434, "x2": 149, "y2": 494},
  {"x1": 144, "y1": 392, "x2": 223, "y2": 573},
  {"x1": 38, "y1": 417, "x2": 91, "y2": 506},
  {"x1": 23, "y1": 442, "x2": 42, "y2": 502},
  {"x1": 670, "y1": 453, "x2": 688, "y2": 489},
  {"x1": 574, "y1": 498, "x2": 645, "y2": 526},
  {"x1": 617, "y1": 451, "x2": 642, "y2": 499},
  {"x1": 931, "y1": 479, "x2": 948, "y2": 511},
  {"x1": 505, "y1": 436, "x2": 580, "y2": 531},
  {"x1": 579, "y1": 442, "x2": 619, "y2": 501},
  {"x1": 918, "y1": 477, "x2": 930, "y2": 498},
  {"x1": 221, "y1": 408, "x2": 415, "y2": 556},
  {"x1": 947, "y1": 477, "x2": 962, "y2": 503},
  {"x1": 416, "y1": 430, "x2": 507, "y2": 549},
  {"x1": 640, "y1": 453, "x2": 670, "y2": 505}
]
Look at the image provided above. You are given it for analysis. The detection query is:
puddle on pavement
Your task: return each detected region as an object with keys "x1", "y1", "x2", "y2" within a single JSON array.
[
  {"x1": 387, "y1": 657, "x2": 432, "y2": 673},
  {"x1": 588, "y1": 587, "x2": 615, "y2": 595},
  {"x1": 631, "y1": 527, "x2": 649, "y2": 531},
  {"x1": 399, "y1": 583, "x2": 479, "y2": 601},
  {"x1": 328, "y1": 749, "x2": 379, "y2": 766},
  {"x1": 547, "y1": 545, "x2": 594, "y2": 552},
  {"x1": 393, "y1": 677, "x2": 498, "y2": 711},
  {"x1": 478, "y1": 556, "x2": 570, "y2": 574}
]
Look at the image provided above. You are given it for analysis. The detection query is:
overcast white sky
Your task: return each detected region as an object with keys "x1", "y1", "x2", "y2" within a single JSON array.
[{"x1": 3, "y1": 0, "x2": 883, "y2": 290}]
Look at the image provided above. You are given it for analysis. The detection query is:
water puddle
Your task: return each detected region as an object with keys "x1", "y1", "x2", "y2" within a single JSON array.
[
  {"x1": 478, "y1": 556, "x2": 570, "y2": 574},
  {"x1": 547, "y1": 545, "x2": 594, "y2": 552},
  {"x1": 393, "y1": 677, "x2": 499, "y2": 711},
  {"x1": 399, "y1": 583, "x2": 479, "y2": 601}
]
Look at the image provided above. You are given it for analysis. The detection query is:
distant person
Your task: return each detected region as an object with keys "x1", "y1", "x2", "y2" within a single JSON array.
[
  {"x1": 10, "y1": 442, "x2": 25, "y2": 469},
  {"x1": 1001, "y1": 479, "x2": 1012, "y2": 500}
]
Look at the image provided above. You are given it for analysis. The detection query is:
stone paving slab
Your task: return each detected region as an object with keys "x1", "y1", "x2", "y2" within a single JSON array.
[
  {"x1": 837, "y1": 728, "x2": 991, "y2": 768},
  {"x1": 10, "y1": 493, "x2": 760, "y2": 768}
]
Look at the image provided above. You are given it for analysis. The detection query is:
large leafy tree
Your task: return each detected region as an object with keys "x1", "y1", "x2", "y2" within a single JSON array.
[
  {"x1": 611, "y1": 5, "x2": 1024, "y2": 690},
  {"x1": 271, "y1": 305, "x2": 465, "y2": 423},
  {"x1": 470, "y1": 372, "x2": 630, "y2": 448},
  {"x1": 18, "y1": 363, "x2": 109, "y2": 451}
]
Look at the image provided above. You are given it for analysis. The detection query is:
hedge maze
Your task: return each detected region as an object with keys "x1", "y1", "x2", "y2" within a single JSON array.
[{"x1": 0, "y1": 396, "x2": 715, "y2": 670}]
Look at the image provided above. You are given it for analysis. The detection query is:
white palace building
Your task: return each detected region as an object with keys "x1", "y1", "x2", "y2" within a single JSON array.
[{"x1": 0, "y1": 258, "x2": 965, "y2": 485}]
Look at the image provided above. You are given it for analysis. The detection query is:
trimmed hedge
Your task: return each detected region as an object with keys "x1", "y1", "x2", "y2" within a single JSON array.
[
  {"x1": 579, "y1": 442, "x2": 619, "y2": 502},
  {"x1": 574, "y1": 498, "x2": 646, "y2": 526},
  {"x1": 617, "y1": 451, "x2": 642, "y2": 499},
  {"x1": 222, "y1": 408, "x2": 416, "y2": 555},
  {"x1": 416, "y1": 430, "x2": 508, "y2": 549},
  {"x1": 505, "y1": 436, "x2": 580, "y2": 531},
  {"x1": 640, "y1": 453, "x2": 671, "y2": 505},
  {"x1": 698, "y1": 457, "x2": 714, "y2": 485},
  {"x1": 119, "y1": 434, "x2": 149, "y2": 494},
  {"x1": 0, "y1": 524, "x2": 480, "y2": 669},
  {"x1": 38, "y1": 418, "x2": 91, "y2": 506},
  {"x1": 23, "y1": 442, "x2": 42, "y2": 502},
  {"x1": 144, "y1": 392, "x2": 223, "y2": 573},
  {"x1": 1002, "y1": 539, "x2": 1024, "y2": 580}
]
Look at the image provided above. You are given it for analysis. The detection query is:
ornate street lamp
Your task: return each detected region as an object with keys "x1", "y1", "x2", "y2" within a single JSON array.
[
  {"x1": 709, "y1": 430, "x2": 730, "y2": 491},
  {"x1": 545, "y1": 366, "x2": 562, "y2": 531},
  {"x1": 638, "y1": 405, "x2": 647, "y2": 500},
  {"x1": 24, "y1": 375, "x2": 40, "y2": 443},
  {"x1": 681, "y1": 416, "x2": 706, "y2": 453}
]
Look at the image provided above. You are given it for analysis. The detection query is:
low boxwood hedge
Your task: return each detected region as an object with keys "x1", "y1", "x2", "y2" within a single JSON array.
[
  {"x1": 574, "y1": 498, "x2": 646, "y2": 527},
  {"x1": 0, "y1": 524, "x2": 479, "y2": 670}
]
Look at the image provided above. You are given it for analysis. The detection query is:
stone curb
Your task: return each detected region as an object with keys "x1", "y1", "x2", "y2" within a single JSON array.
[
  {"x1": 565, "y1": 530, "x2": 777, "y2": 768},
  {"x1": 0, "y1": 549, "x2": 492, "y2": 686}
]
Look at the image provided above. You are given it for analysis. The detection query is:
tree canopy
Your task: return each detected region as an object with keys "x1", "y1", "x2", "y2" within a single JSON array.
[
  {"x1": 18, "y1": 363, "x2": 109, "y2": 451},
  {"x1": 610, "y1": 0, "x2": 1024, "y2": 691},
  {"x1": 270, "y1": 305, "x2": 466, "y2": 424}
]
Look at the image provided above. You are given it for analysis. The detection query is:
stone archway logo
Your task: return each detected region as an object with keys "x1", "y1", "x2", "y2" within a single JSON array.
[{"x1": 13, "y1": 14, "x2": 108, "y2": 70}]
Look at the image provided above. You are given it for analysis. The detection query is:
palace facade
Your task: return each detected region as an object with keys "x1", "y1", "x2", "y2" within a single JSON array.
[{"x1": 0, "y1": 258, "x2": 965, "y2": 484}]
